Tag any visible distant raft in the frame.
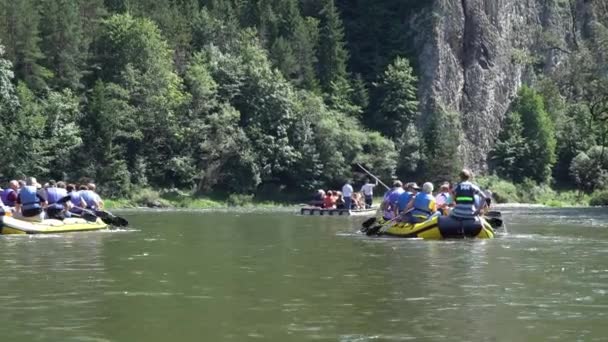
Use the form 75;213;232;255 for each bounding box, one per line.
300;207;377;217
378;215;495;239
0;216;108;235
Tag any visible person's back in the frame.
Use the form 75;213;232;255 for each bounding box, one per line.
409;182;436;222
46;182;69;219
342;182;353;209
81;189;99;209
382;181;404;219
397;191;414;213
451;169;485;219
47;187;68;206
360;179;377;208
70;186;84;208
411;193;436;220
1;182;18;207
323;191;336;209
16;177;46;220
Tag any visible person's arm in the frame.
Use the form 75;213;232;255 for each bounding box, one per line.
37;192;48;209
406;197;415;210
473;187;488;214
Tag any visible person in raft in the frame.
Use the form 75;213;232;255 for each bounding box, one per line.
435;182;454;215
380;181;404;220
451;169;488;219
404;182;437;223
15;177;48;222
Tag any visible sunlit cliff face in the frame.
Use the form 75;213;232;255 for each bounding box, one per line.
412;0;593;171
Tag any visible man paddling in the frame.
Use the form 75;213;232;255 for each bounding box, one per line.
46;181;69;220
15;177;47;222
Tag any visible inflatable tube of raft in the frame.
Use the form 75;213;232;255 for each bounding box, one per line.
0;216;108;234
381;215;495;239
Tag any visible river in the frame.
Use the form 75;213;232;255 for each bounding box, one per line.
1;207;608;341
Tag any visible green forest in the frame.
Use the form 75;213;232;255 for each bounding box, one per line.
1;0;608;204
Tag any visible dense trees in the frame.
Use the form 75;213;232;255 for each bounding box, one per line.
491;87;556;183
0;0;607;198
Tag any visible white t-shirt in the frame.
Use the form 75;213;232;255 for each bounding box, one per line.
342;184;353;197
360;183;375;196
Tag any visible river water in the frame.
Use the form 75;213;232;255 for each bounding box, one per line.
1;207;608;341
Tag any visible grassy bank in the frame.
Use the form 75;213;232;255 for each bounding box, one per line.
103;188;299;210
476;175;594;207
103;178;608;210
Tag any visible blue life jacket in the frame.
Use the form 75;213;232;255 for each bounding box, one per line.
81;190;99;209
451;181;480;218
411;193;435;219
397;191;414;212
19;186;41;211
69;191;83;208
47;187;68;210
1;188;16;207
382;188;404;219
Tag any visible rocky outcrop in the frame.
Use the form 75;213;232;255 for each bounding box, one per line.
413;0;589;171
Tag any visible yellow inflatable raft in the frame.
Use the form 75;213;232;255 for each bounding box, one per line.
0;216;108;235
379;215;495;239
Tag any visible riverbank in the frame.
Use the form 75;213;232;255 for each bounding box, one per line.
103;188;302;210
476;176;599;207
102;179;608;210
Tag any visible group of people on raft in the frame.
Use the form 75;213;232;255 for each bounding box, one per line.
311;168;490;223
0;177;105;222
311;178;380;210
380;169;490;224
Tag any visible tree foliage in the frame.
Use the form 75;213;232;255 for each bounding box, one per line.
491;87;556;183
1;1;608;198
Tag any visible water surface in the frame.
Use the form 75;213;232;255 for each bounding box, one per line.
1;207;608;341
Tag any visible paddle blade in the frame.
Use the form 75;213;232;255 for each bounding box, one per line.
485;217;503;229
361;217;376;229
95;210;128;227
365;225;382;236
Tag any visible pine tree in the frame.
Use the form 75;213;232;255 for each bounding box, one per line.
490;111;529;182
516;86;557;183
317;0;348;91
422;110;463;183
490;87;556;183
5;0;52;91
375;57;419;140
40;0;84;90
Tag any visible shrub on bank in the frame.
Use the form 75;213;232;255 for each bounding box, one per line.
131;188;171;208
476;175;520;203
226;194;254;207
590;190;608;206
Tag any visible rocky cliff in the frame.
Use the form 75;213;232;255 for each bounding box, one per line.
413;0;602;171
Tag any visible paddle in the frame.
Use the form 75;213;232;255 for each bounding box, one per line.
69;210;99;223
355;164;392;231
94;209;129;227
356;163;390;191
364;208;415;236
483;211;503;230
71;206;128;227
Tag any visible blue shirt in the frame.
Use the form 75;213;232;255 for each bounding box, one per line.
397;191;414;212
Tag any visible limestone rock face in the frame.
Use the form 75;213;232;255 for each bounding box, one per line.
413;0;588;171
